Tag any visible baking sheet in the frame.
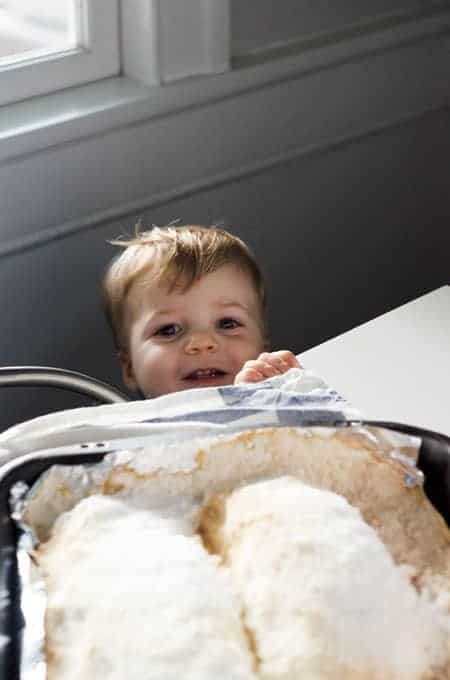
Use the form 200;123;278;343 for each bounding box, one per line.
6;423;426;678
5;419;449;679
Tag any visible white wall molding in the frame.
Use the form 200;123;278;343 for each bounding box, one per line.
0;10;449;255
1;6;449;164
120;0;161;86
158;0;230;82
1;101;447;260
121;0;230;86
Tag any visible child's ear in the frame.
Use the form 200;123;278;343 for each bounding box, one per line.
118;350;138;392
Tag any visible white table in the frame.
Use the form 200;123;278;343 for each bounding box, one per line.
300;286;450;436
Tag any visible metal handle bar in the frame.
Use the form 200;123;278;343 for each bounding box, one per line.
0;366;129;404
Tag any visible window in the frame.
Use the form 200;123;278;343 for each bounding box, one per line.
0;1;78;63
0;0;120;107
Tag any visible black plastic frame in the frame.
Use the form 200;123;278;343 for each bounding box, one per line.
0;451;108;680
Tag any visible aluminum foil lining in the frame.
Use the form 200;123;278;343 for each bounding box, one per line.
10;482;46;680
8;425;424;678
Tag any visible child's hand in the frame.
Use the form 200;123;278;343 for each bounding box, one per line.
234;350;301;385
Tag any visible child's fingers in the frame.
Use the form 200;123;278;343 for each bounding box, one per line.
235;359;284;384
235;351;301;385
258;351;301;373
234;365;266;384
270;350;301;368
255;359;283;378
258;353;289;373
234;357;280;383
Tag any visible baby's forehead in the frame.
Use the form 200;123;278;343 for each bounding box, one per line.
126;265;259;314
136;262;253;292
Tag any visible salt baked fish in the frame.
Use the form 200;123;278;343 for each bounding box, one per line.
200;477;450;679
30;427;450;679
38;495;258;680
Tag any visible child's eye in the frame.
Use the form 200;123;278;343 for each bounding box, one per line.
218;318;242;330
155;323;181;337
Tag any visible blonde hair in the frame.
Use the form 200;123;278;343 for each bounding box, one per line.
102;224;267;350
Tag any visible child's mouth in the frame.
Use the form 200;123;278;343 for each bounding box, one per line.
184;368;226;381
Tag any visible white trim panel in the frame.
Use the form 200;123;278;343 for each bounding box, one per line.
120;0;161;86
120;0;230;87
159;0;230;82
0;6;448;162
0;28;448;254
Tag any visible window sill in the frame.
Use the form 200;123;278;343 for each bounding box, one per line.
0;5;449;164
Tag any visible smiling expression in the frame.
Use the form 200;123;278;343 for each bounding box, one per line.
120;264;267;397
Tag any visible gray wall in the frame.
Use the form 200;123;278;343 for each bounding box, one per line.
231;0;425;55
0;5;449;431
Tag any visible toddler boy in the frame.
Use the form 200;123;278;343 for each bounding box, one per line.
102;224;299;398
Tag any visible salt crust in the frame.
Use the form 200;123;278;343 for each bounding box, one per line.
26;427;450;678
38;495;258;680
37;478;450;680
23;427;427;549
211;477;450;679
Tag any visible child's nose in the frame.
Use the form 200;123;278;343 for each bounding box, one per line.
184;330;218;354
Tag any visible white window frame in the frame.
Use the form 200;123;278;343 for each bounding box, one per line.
0;0;120;107
0;0;232;163
120;0;230;86
0;0;229;108
1;0;447;167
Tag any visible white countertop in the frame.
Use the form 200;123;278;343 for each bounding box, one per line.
300;286;450;436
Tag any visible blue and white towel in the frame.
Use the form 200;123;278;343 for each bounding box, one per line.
0;368;361;463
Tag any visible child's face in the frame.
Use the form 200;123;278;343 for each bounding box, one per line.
120;264;267;398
